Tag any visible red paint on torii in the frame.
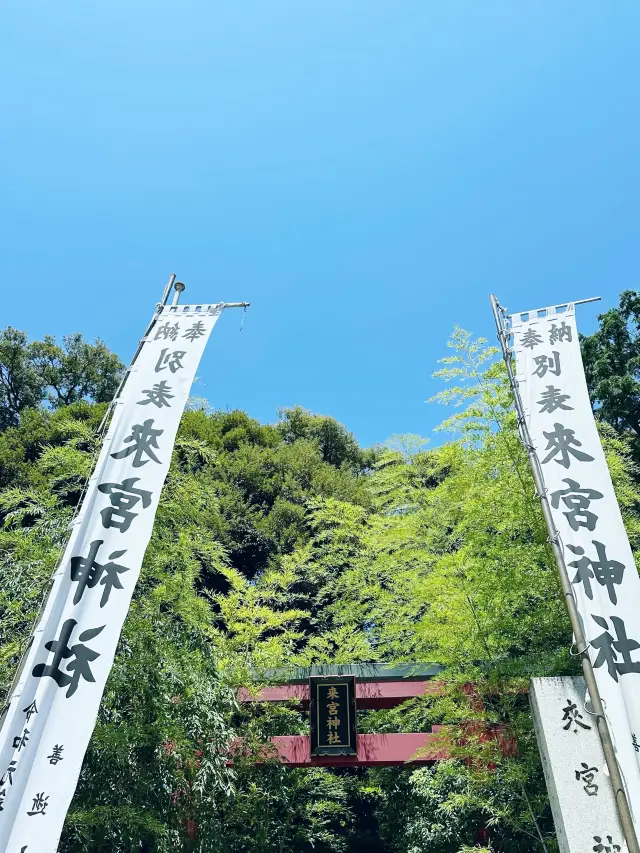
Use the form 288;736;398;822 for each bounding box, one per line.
237;666;457;768
268;731;446;767
238;679;444;710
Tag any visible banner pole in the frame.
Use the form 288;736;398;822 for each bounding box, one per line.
96;274;177;435
489;293;639;853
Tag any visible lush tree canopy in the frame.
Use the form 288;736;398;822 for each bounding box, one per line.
0;327;123;429
1;297;640;853
581;289;640;458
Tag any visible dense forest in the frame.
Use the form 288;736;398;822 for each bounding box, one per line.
2;293;640;853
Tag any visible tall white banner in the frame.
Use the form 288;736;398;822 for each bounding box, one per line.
0;303;224;852
513;304;640;830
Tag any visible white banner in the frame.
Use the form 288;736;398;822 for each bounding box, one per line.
0;303;223;852
513;304;640;830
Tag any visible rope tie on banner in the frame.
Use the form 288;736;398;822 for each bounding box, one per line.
239;305;246;332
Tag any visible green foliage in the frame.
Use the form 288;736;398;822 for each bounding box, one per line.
581;289;640;457
0;327;43;428
0;325;124;428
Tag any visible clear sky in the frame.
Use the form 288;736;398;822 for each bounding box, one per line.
3;2;640;447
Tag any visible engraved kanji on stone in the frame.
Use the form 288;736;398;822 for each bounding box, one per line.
575;762;599;796
561;699;591;733
593;835;621;853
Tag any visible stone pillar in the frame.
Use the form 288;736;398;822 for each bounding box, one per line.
531;676;625;853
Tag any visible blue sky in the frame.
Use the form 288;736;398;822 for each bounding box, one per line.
3;2;640;447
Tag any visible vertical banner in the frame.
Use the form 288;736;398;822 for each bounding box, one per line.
513;304;640;830
0;303;224;852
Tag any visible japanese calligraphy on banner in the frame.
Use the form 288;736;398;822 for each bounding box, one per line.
0;304;223;852
513;304;640;830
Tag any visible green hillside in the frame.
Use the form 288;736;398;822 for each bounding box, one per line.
2;294;640;853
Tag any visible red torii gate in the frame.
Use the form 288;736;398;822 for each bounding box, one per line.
238;663;447;767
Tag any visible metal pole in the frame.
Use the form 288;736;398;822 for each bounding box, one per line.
97;274;176;435
572;297;601;306
161;273;177;307
172;281;186;306
490;294;640;853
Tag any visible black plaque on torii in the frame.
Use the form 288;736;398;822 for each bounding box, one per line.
309;675;357;756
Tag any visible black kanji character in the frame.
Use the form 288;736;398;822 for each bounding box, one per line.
137;380;174;409
533;351;561;378
110;419;163;467
568;541;625;605
591;614;640;683
541;423;595;468
154;321;180;342
32;619;104;698
561;700;591;733
0;789;5;812
48;744;64;765
0;760;16;786
183;320;206;342
70;539;130;607
154;348;186;374
537;385;573;413
550;478;603;531
12;729;29;752
26;792;48;816
521;328;543;349
22;700;37;723
97;477;153;533
575;762;599;796
593;835;621;853
549;321;572;344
